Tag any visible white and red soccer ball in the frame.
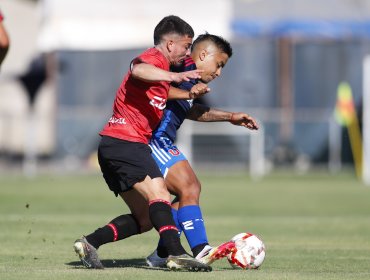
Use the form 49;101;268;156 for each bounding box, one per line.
227;232;266;269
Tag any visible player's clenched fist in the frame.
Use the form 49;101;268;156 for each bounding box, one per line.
189;82;210;99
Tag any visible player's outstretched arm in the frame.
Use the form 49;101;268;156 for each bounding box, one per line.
186;104;259;130
229;112;259;130
131;62;203;83
168;83;210;100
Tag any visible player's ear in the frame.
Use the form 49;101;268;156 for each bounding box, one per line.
199;49;207;61
167;40;174;52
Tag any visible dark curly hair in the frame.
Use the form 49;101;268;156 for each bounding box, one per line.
154;15;194;45
192;33;232;58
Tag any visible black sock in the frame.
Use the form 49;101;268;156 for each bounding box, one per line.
191;243;209;257
149;200;186;256
85;214;140;249
156;245;169;258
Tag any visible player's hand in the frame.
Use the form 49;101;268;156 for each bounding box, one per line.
171;69;204;83
189;82;210;99
230;112;259;130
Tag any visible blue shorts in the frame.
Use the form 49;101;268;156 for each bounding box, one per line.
149;137;187;177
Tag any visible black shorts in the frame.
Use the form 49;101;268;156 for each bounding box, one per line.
98;136;163;196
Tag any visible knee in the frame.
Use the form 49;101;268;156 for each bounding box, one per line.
149;179;171;202
178;180;201;204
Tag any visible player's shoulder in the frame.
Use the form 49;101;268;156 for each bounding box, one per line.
183;56;195;69
136;48;169;69
170;56;196;73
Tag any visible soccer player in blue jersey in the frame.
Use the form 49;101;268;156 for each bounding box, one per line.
146;33;259;267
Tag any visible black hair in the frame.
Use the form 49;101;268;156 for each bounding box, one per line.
153;15;194;45
192;33;233;58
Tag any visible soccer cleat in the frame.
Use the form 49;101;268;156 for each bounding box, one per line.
196;241;236;265
145;249;167;268
73;237;104;269
166;254;212;272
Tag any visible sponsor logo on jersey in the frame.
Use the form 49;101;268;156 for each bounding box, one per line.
108;117;126;124
150;96;166;110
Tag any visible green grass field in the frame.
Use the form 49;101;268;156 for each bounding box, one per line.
1;171;370;280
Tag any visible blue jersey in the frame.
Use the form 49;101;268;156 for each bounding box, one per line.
152;56;197;142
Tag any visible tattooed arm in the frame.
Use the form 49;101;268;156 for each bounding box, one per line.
186;103;259;130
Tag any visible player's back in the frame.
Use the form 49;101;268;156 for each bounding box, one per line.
100;48;170;144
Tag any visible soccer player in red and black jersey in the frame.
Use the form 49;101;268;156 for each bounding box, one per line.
73;15;211;272
0;10;10;67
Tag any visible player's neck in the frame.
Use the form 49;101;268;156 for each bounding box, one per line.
155;44;171;63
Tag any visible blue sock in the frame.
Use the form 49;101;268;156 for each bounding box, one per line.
157;208;182;248
177;205;208;250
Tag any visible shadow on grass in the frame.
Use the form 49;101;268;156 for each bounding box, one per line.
67;258;236;271
66;258;166;270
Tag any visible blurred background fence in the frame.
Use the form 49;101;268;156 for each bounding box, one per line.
1;0;370;179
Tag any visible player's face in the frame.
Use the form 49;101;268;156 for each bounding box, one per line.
168;35;193;65
198;51;229;83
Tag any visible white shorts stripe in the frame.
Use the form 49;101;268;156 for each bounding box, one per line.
150;143;169;163
150;146;166;165
163;167;169;178
153;139;171;160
